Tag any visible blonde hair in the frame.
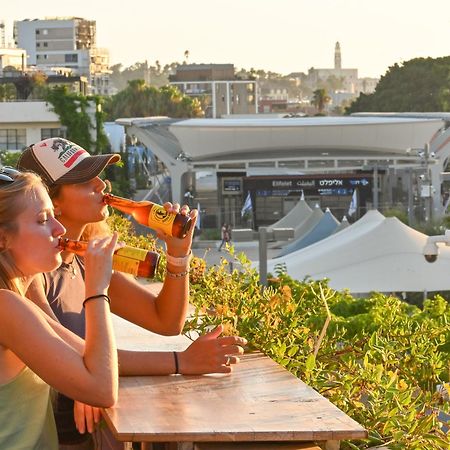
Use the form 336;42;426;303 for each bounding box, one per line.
0;172;44;294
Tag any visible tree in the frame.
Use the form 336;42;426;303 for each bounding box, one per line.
347;56;450;113
104;81;203;120
311;88;331;114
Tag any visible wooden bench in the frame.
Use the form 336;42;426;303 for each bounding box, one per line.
194;442;321;450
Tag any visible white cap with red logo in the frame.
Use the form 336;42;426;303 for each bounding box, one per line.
18;138;121;186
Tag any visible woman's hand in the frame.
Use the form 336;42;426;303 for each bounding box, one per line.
158;203;197;258
74;400;102;434
84;232;119;297
177;325;247;374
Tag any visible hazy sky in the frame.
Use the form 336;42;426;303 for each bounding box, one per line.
2;0;450;78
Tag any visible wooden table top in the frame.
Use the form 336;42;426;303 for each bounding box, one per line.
104;315;366;443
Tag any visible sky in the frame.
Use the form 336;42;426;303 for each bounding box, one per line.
2;0;450;79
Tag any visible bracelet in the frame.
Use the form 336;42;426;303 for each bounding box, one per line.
165;250;192;267
173;351;179;374
166;268;190;278
83;294;111;308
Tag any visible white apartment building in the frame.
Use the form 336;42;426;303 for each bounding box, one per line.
0;48;26;75
14;17;112;95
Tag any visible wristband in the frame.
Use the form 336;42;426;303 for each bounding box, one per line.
166;268;190;278
166;250;192;267
173;351;180;374
83;294;111;308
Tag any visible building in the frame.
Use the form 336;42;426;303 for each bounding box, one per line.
169;64;258;118
116;114;450;228
306;42;378;109
307;42;359;94
14;17;112;95
0;101;64;151
0;48;26;75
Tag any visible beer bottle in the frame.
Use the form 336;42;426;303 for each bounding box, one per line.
103;193;192;239
58;237;160;279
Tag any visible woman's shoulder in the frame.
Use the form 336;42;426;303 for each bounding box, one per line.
0;290;29;325
0;289;22;303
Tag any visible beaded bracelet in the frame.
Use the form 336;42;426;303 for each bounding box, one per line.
166;268;190;278
173;351;180;374
83;294;111;308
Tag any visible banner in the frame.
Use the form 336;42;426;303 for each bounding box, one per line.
348;189;357;217
241;192;253;217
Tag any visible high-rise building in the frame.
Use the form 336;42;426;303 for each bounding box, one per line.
14;17;111;95
169;64;258;118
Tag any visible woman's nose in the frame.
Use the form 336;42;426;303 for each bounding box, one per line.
52;217;66;237
94;176;107;192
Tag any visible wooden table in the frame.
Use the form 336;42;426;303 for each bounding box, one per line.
103;315;366;450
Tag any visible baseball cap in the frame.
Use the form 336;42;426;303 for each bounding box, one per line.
17;137;121;186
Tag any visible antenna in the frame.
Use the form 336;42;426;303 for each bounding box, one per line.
0;21;5;48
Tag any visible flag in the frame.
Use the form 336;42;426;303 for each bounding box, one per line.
348;189;357;217
195;202;201;230
241;192;253;217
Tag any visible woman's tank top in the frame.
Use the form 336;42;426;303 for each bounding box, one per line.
43;256;90;445
0;366;58;449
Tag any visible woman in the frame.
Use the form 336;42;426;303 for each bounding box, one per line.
18;138;246;449
0;168;118;449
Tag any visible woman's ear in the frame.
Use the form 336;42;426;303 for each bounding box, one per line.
52;200;62;217
0;228;10;251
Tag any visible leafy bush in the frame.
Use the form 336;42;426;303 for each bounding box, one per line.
108;217;450;449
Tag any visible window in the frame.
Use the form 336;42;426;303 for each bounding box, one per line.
41;128;67;141
0;129;26;150
65;54;78;63
43;42;48;47
36;43;40;47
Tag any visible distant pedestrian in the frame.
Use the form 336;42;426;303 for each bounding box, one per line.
218;223;231;251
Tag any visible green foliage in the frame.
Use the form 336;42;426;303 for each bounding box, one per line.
44;86;109;155
104;80;203;120
311;88;331;114
347;56;450;113
184;251;450;449
108;215;450;448
0;150;21;167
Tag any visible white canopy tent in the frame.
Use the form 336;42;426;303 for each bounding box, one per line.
267;195;312;231
263;211;450;293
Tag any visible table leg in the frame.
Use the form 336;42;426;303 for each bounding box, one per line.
325;440;340;450
123;443;133;450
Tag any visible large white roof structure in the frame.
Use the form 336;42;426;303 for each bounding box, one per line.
116;115;450;213
264;211;450;294
168;116;444;161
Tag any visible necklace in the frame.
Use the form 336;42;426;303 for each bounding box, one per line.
60;259;78;279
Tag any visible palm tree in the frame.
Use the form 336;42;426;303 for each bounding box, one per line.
311;88;331;114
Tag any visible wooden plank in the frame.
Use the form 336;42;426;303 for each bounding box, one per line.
103;352;366;443
195;442;321;450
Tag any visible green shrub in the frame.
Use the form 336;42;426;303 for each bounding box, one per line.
108;218;450;449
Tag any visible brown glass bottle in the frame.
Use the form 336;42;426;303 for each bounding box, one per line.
103;193;192;239
58;237;160;279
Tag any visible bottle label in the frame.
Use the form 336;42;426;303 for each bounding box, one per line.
115;246;148;261
148;205;176;235
112;255;140;276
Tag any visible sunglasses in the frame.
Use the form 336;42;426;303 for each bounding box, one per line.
0;167;21;184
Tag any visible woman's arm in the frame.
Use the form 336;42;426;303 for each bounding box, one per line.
118;325;247;376
109;204;197;335
0;291;116;407
0;234;119;408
